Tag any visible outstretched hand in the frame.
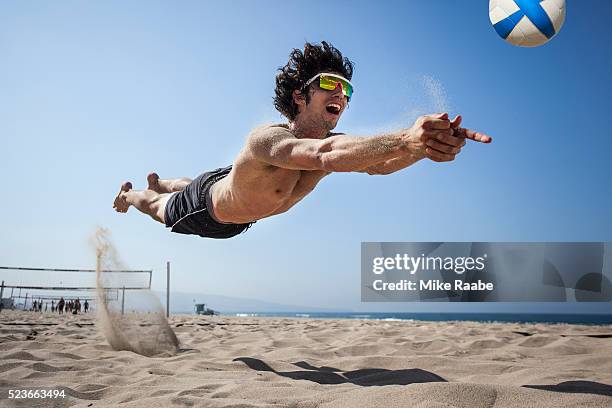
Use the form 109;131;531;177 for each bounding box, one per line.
409;113;492;163
450;114;492;144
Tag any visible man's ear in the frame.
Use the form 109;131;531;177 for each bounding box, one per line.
292;89;306;108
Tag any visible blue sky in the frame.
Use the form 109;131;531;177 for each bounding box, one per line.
1;1;611;313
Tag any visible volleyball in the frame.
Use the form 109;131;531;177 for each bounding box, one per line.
489;0;566;47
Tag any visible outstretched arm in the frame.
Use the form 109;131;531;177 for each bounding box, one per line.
359;114;492;175
248;114;491;174
247;113;462;173
247;125;421;173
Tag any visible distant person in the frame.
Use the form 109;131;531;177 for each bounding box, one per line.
74;298;81;315
44;302;48;312
51;300;55;312
33;300;37;312
58;297;65;315
84;300;89;313
38;300;42;312
113;41;491;239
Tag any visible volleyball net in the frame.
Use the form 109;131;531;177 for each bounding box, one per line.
0;265;152;310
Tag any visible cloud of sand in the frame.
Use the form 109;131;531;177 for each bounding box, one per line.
421;74;450;114
91;227;178;357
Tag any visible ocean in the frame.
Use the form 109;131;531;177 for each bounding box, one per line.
220;312;612;325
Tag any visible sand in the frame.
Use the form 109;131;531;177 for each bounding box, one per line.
0;311;611;407
92;227;179;358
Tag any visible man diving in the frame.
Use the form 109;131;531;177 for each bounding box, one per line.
113;41;491;239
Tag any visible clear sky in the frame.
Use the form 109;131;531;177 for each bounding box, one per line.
1;1;611;313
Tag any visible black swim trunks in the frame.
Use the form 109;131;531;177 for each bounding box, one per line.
164;166;254;239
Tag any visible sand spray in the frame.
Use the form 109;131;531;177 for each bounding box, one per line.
91;227;178;357
421;74;451;114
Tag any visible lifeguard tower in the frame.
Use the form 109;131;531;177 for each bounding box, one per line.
194;303;218;315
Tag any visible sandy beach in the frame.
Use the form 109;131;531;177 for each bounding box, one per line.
0;310;611;407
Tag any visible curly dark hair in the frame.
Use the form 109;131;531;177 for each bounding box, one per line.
274;41;354;121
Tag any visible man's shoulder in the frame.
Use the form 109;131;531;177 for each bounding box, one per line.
248;123;296;143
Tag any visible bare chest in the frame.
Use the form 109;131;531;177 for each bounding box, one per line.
250;166;328;201
219;164;329;221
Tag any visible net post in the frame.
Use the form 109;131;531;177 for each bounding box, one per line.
25;293;28;310
0;280;4;312
166;261;170;318
121;286;126;315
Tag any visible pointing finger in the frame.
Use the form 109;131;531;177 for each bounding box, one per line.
455;127;492;143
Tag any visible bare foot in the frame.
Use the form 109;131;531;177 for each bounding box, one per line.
147;172;186;193
147;172;167;193
113;182;132;213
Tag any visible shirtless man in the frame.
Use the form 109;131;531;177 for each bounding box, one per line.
113;41;491;239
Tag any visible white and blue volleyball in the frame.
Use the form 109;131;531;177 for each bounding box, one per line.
489;0;566;47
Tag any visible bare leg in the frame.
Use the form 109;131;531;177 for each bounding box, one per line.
147;172;192;193
113;181;172;224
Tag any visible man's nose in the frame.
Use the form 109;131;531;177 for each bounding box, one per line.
332;83;344;97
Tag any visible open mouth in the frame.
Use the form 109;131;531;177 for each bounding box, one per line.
325;103;342;115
